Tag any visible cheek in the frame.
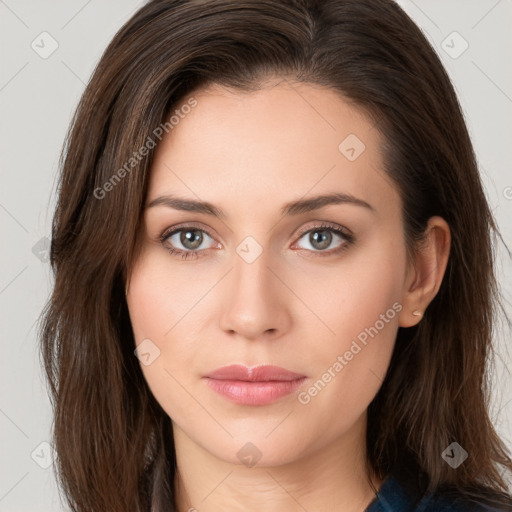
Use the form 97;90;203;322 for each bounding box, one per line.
294;239;404;418
126;249;226;419
303;233;405;346
127;248;209;343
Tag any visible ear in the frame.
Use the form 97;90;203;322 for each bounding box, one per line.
398;216;451;328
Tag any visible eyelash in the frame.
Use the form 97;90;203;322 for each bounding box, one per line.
159;222;355;261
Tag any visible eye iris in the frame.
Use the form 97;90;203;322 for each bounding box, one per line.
180;230;203;250
310;230;332;250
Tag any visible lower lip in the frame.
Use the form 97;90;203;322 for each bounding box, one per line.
204;377;307;406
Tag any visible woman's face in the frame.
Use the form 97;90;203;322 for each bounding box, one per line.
126;80;414;466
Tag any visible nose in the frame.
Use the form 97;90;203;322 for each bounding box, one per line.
218;245;292;341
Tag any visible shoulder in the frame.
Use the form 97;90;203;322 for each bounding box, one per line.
417;490;512;512
366;473;512;512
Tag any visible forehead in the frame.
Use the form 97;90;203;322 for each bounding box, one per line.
146;81;399;221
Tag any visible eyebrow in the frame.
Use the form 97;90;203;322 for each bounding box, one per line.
145;192;376;218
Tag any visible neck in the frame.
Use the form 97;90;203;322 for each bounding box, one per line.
172;413;383;512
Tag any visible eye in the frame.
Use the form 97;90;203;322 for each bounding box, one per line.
159;221;355;261
293;222;354;255
160;225;218;260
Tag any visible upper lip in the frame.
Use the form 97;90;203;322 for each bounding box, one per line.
204;364;306;382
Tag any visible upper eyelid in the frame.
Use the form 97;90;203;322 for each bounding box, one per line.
295;222;351;238
160;222;214;241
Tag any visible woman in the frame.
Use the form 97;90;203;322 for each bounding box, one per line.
39;0;512;510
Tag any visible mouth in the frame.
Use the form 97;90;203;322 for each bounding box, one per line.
203;364;307;406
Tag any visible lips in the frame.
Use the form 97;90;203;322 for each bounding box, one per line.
203;364;307;406
205;364;306;382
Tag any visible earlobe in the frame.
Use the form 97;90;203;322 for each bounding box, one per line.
398;308;424;328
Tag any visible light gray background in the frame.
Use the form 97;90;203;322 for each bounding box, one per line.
1;1;511;510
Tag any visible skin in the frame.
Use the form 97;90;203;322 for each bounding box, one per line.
126;78;451;512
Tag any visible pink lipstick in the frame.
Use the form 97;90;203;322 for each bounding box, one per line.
203;364;307;406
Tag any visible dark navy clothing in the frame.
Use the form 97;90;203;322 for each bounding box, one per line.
365;473;512;511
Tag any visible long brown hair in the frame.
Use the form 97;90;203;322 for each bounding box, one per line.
39;0;512;510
